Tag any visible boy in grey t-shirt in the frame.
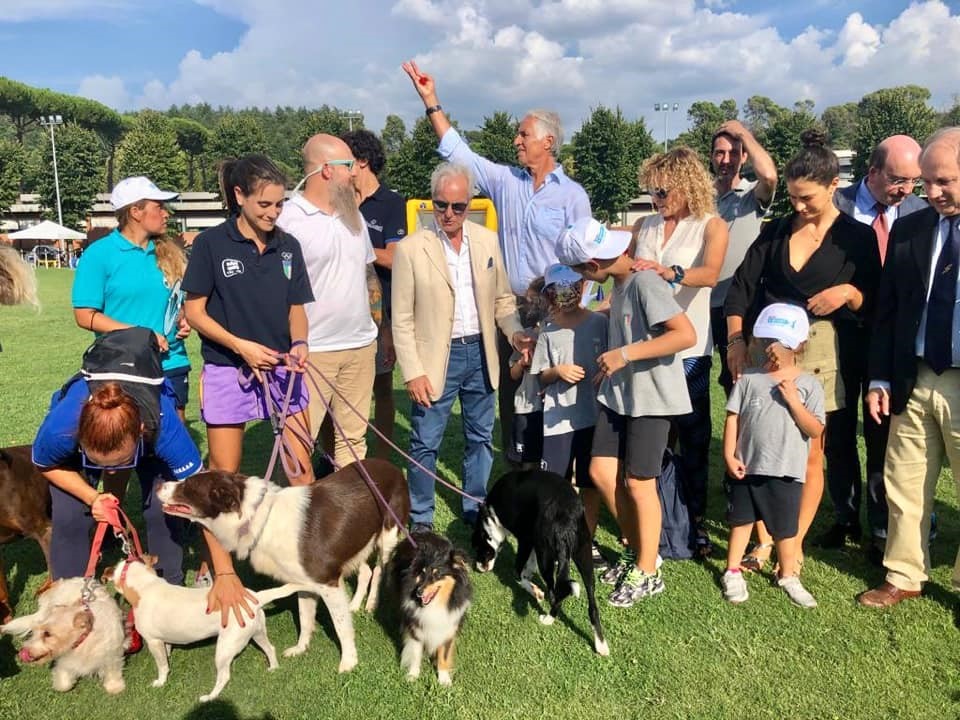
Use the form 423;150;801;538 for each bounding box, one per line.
722;303;825;609
558;218;696;609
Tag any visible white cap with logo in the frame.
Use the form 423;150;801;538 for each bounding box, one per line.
556;217;632;266
110;176;179;211
752;303;810;350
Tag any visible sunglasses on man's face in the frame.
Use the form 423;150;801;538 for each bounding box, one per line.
325;159;355;171
433;200;469;215
81;437;143;472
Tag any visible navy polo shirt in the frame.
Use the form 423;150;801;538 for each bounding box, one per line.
182;217;314;367
360;184;406;314
32;377;201;482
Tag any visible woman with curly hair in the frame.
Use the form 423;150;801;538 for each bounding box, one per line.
630;146;729;558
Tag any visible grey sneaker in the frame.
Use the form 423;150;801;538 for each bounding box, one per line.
608;568;665;608
778;575;817;608
722;570;749;604
600;547;636;585
591;542;610;570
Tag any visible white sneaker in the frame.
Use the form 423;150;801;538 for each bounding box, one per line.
722;570;749;603
778;575;817;608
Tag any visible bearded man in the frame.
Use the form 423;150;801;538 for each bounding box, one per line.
277;133;381;467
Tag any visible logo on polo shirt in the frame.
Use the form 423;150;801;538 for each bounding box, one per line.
281;251;293;280
221;259;244;278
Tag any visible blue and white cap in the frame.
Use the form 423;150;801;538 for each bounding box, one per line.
543;263;583;289
752;303;809;350
557;217;632;266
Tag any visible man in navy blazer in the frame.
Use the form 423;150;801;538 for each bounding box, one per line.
858;128;960;608
821;136;927;560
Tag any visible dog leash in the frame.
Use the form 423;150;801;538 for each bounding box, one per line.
302;358;485;505
83;498;145;580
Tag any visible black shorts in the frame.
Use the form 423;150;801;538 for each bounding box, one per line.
592;406;670;480
508;411;543;464
164;366;190;409
542;427;595;488
725;474;802;540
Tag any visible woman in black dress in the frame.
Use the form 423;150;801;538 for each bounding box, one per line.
724;130;882;569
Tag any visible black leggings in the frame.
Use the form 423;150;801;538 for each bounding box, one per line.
673;356;713;520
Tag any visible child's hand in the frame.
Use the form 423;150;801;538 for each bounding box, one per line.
555;364;585;383
597;348;626;378
778;377;799;404
725;455;746;479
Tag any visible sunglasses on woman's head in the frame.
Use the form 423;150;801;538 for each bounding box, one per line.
433;200;469;214
81;437;143;472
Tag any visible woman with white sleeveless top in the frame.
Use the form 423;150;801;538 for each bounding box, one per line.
631;147;729;557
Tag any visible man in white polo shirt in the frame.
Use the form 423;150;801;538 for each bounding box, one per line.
277;133;381;468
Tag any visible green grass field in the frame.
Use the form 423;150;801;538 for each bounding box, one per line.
0;269;958;720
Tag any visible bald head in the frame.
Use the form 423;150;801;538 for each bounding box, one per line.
866;134;923;207
921;127;960;217
301;133;352;171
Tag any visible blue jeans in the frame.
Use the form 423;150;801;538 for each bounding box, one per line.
407;341;495;525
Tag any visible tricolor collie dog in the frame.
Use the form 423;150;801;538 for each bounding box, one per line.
391;530;472;686
105;557;310;702
1;577;125;694
472;469;608;656
157;458;409;673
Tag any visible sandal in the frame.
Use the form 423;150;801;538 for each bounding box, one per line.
741;543;773;573
694;523;714;559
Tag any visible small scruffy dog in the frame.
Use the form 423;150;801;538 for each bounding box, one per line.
391;530;472;686
1;577;125;694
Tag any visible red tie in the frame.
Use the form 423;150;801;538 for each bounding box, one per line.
872;203;889;265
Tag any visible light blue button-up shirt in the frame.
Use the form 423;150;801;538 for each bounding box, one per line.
438;127;591;295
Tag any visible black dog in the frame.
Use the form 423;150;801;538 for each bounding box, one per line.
472;469;608;656
391;531;472;686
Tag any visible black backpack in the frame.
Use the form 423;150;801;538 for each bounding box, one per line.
61;327;165;436
657;449;693;560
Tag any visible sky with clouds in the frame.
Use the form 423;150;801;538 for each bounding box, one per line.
2;0;959;141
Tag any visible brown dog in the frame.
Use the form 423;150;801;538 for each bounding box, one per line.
0;446;53;622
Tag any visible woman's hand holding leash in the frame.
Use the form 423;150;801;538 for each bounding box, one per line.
235;339;280;383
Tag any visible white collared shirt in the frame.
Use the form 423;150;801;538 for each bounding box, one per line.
437;224;480;339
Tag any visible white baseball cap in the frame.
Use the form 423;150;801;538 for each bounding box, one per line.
543;263;583;289
110;176;179;211
752;303;809;350
557;217;632;266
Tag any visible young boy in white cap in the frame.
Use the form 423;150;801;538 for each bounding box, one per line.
722;302;825;608
558;218;696;607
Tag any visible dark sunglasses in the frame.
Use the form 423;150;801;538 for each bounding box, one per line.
81;437;143;472
433;200;469;215
651;188;670;200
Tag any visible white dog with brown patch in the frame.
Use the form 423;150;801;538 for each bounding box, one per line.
0;577;125;694
105;557;308;703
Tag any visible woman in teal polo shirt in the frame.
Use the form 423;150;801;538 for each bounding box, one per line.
72;176;192;420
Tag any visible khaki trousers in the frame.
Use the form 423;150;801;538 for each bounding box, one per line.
307;342;377;469
883;363;960;591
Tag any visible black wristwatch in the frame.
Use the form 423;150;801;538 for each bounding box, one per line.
425;104;443;116
670;265;685;285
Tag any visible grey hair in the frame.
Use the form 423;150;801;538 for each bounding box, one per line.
430;162;476;198
526;109;563;158
922;126;960;164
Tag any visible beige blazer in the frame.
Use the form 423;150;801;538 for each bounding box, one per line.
391;220;522;401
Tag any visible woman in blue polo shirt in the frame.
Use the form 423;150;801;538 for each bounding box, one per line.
72;176;192;420
32;378;201;584
183;154;315;483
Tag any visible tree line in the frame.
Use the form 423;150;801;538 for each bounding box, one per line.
0;76;957;229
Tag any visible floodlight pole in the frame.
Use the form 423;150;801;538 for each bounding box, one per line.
39;114;64;227
653;102;680;153
344;109;362;132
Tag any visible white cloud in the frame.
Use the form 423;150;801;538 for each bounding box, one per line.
0;0;135;22
72;0;960;136
76;74;132;110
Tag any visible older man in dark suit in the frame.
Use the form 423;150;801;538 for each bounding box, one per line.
858;127;960;608
820;135;928;559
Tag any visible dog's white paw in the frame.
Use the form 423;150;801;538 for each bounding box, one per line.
594;635;610;657
199;692;217;703
338;655;358;673
569;581;581;598
538;613;555;626
52;671;76;693
103;678;125;695
437;670;452;687
283;644;307;659
405;670;420;682
151;678;166;688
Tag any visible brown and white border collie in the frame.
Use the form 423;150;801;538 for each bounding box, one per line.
157;458;409;673
391;530;472;686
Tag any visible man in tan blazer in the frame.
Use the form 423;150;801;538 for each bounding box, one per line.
392;162;530;530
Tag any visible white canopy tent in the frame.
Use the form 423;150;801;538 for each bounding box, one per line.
8;220;85;242
8;221;86;267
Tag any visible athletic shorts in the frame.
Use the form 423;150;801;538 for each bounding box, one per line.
542;427;595;488
592;406;670;480
508;411;543;464
163;366;190;409
199;363;309;426
725;474;802;540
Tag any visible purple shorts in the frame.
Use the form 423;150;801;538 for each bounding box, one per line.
199;363;310;425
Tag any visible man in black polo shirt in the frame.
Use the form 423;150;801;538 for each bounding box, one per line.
343;129;407;459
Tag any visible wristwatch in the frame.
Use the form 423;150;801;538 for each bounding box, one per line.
670;265;685;285
425;104;443;116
